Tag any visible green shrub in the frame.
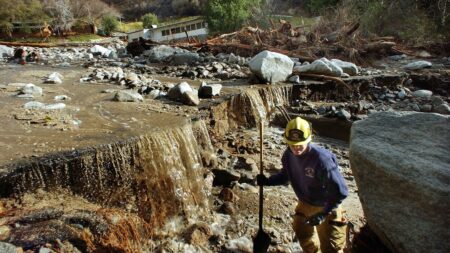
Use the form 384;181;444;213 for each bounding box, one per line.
204;0;262;33
354;0;441;43
142;13;159;28
305;0;340;14
101;15;119;36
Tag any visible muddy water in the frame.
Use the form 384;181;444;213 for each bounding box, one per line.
0;65;189;165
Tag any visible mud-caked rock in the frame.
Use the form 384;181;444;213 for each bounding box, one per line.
350;111;450;253
249;50;294;83
114;90;144;102
183;222;212;246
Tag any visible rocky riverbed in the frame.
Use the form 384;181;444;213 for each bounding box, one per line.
0;42;448;252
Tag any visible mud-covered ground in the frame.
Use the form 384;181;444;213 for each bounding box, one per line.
1;44;448;252
0;63;363;252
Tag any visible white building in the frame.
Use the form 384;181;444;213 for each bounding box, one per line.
127;16;208;43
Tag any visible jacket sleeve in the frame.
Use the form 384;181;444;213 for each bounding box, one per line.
322;155;348;213
267;150;290;186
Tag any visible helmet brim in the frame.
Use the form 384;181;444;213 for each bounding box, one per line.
283;135;312;146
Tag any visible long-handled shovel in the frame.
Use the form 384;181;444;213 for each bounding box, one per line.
253;120;271;253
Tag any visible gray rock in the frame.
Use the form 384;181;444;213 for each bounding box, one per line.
387;54;407;61
198;82;222;98
89;45;111;57
412;90;432;99
350;111;450;253
431;96;444;107
54;95;70;101
148;89;162;99
172;52;200;65
409;103;420;111
419;104;432;112
397;89;406;99
294;57;343;77
433;104;450;115
21;83;43;97
249;50;294;83
211;168;240;187
144;45;187;63
43;103;66;110
168;82;193;100
336;109;351;120
0;45;13;58
331;59;359;76
45;72;63;84
403;61;432;70
39;247;51;253
23;101;45;109
182;90;200;106
108;51;118;59
114;90;144;102
85;53;94;60
0;242;17;253
288;75;301;84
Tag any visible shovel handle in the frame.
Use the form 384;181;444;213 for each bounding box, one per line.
259;120;264;230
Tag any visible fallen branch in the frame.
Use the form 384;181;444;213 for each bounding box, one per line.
294;72;352;90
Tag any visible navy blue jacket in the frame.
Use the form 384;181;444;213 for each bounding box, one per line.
267;143;348;213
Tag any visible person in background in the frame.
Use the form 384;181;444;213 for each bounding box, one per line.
257;116;348;253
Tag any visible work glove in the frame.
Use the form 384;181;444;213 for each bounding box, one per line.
305;212;327;226
256;174;269;186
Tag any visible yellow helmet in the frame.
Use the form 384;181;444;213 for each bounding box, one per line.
283;117;312;145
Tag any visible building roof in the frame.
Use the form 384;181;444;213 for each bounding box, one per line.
155;16;205;30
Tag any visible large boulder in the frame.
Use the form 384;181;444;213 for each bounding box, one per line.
249;50;294;83
0;45;14;58
294;57;343;77
143;45;188;63
350;111;450;253
171;52;200;65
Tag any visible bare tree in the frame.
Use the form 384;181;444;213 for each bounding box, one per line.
71;0;120;33
43;0;74;35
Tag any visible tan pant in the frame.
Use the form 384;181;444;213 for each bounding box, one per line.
292;201;347;253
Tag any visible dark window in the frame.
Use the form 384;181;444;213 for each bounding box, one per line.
171;28;176;34
175;27;181;33
162;30;166;36
196;23;201;29
191;24;196;30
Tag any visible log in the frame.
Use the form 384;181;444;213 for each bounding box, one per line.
293;72;352;91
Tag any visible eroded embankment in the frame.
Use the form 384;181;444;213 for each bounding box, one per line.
0;119;212;232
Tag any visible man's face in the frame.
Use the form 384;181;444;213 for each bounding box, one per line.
289;143;308;156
